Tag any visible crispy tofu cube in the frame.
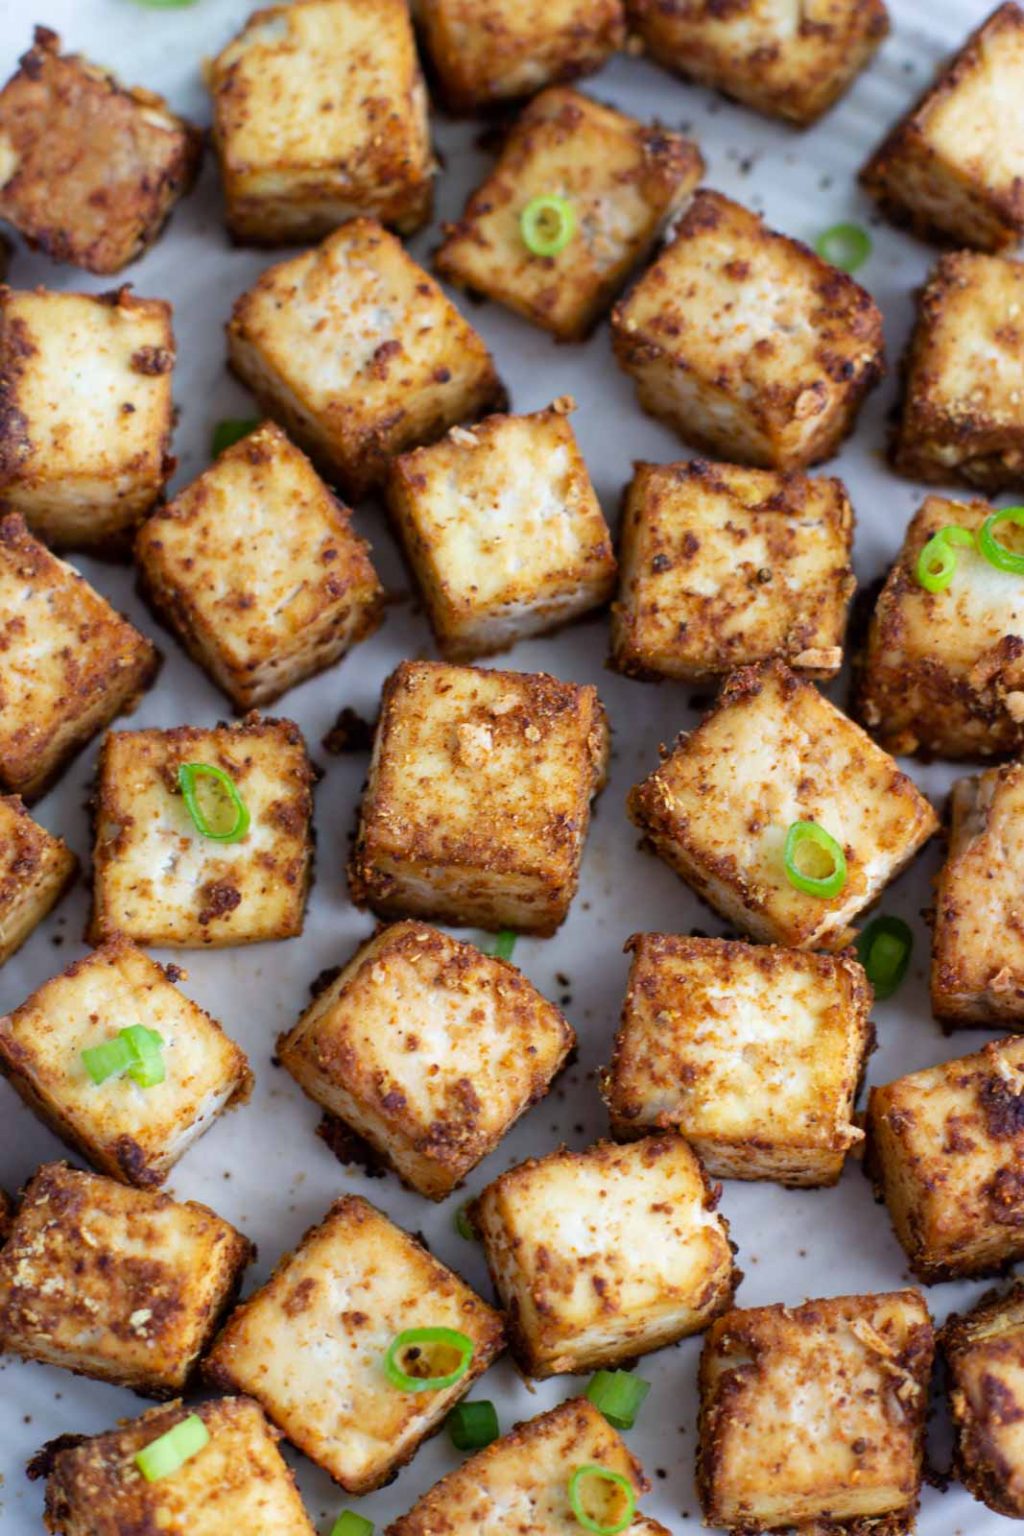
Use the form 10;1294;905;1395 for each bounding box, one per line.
0;514;158;800
227;218;506;501
610;458;856;682
349;660;609;934
471;1135;736;1377
434;87;702;342
942;1281;1024;1518
0;937;252;1187
602;935;872;1187
698;1290;934;1531
136;422;384;710
386;401;616;661
205;1193;504;1492
0;794;76;963
628;660;938;950
0;27;201;275
0;1161;251;1395
278;919;574;1199
0;1187;11;1244
90;717;314;949
210;0;434;246
611;191;885;471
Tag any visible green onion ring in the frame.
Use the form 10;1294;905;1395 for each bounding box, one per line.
855;915;913;1000
567;1465;637;1535
383;1327;474;1392
454;1203;475;1240
330;1514;374;1536
134;1414;209;1482
447;1399;499;1451
177;762;251;843
977;506;1024;575
915;525;973;592
211;418;260;457
815;222;872;273
783;820;847;900
585;1369;651;1431
520;196;576;257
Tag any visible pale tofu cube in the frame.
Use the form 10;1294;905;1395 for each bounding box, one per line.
0;794;76;964
386;401;616;661
611;458;855;682
627;659;938;950
278;919;574;1199
942;1280;1024;1518
435;87;702;341
227;218;506;501
349;660;609;935
205;1194;505;1493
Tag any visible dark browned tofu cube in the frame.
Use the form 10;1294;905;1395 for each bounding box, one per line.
0;794;76;963
942;1281;1024;1518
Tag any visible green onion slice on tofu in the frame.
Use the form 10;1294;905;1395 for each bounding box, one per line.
978;506;1024;576
447;1399;499;1450
520;195;576;257
493;929;517;960
855;915;913;1000
178;762;251;843
384;1326;474;1392
585;1370;651;1431
815;222;871;273
783;820;847;899
82;1026;165;1087
915;525;974;592
330;1514;374;1536
454;1202;475;1240
211;417;259;455
134;1414;209;1482
567;1465;637;1535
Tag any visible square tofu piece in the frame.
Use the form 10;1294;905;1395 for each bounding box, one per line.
210;0;434;246
942;1281;1024;1518
386;401;616;660
0;794;76;964
0;27;201;275
434;88;702;342
349;660;609;934
227;218;506;501
136;422;384;710
610;458;856;682
205;1194;505;1493
611;191;885;471
0;514;158;800
602;935;872;1187
698;1290;934;1531
627;660;937;950
0;1161;251;1395
471;1135;736;1377
0;937;252;1186
90;717;314;948
278;919;574;1199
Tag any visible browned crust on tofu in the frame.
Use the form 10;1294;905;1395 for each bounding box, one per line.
941;1280;1024;1517
0;793;77;963
0;1187;11;1245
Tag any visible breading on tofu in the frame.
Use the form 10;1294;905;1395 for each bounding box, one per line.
0;794;76;964
698;1290;934;1533
611;190;885;471
0;26;201;275
471;1135;736;1377
0;514;158;801
386;401;616;661
136;422;384;711
0;1161;251;1396
205;1194;505;1493
602;935;872;1187
227;218;506;501
610;458;856;682
627;660;938;950
349;660;610;935
278;919;575;1199
90;717;315;949
209;0;434;245
434;88;702;342
942;1281;1024;1518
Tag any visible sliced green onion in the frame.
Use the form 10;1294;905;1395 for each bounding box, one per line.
815;222;872;273
81;1034;136;1086
383;1327;474;1392
855;915;913;1001
454;1203;475;1240
915;525;973;592
567;1465;637;1535
493;930;517;960
131;0;199;7
447;1399;499;1450
783;820;847;900
211;418;259;456
177;762;250;843
121;1025;166;1087
134;1414;209;1482
330;1514;374;1536
978;506;1024;575
520;195;575;257
585;1370;651;1431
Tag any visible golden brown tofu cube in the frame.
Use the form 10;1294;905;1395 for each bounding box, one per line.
0;514;158;800
942;1281;1024;1518
136;422;384;710
0;937;252;1187
0;27;201;275
90;717;314;949
349;659;609;935
602;935;872;1187
434;87;702;342
627;660;937;951
611;458;856;682
210;0;434;246
698;1290;934;1532
0;794;76;964
611;191;885;471
227;218;506;501
278;920;574;1199
387;401;616;661
205;1194;505;1493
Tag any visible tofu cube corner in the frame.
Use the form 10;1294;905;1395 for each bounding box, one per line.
0;793;76;964
942;1280;1024;1518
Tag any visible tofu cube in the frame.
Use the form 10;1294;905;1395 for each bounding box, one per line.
205;1193;505;1492
386;400;616;661
90;716;315;949
0;27;201;275
0;937;252;1187
611;191;885;471
0;514;158;800
227;218;506;501
698;1290;934;1531
349;660;609;934
434;87;702;342
627;660;938;950
602;935;872;1187
610;458;856;682
471;1134;736;1377
0;1188;10;1244
210;0;434;246
278;919;575;1199
0;794;76;963
136;421;384;710
942;1280;1024;1518
0;1161;251;1395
